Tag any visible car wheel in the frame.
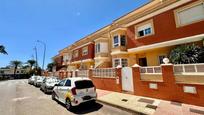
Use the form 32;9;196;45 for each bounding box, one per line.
52;92;55;100
65;99;72;110
44;88;47;94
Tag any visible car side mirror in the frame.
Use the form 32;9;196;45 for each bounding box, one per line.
55;84;59;86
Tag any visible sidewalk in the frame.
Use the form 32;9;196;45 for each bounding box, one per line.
96;89;204;115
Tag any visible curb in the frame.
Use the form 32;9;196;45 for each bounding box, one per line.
96;99;147;115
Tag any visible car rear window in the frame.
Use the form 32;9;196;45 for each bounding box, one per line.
75;80;94;89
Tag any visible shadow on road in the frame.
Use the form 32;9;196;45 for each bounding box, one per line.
58;101;103;114
71;102;103;114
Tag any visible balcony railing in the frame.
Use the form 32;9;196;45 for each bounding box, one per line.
174;63;204;73
92;68;116;78
140;66;162;74
77;70;89;77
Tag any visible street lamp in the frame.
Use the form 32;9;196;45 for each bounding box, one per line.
37;40;46;70
33;46;38;68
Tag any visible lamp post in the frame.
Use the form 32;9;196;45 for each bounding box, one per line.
37;40;46;70
33;46;38;68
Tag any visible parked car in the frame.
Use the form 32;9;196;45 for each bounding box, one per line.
33;76;43;87
52;77;97;110
40;77;60;93
35;76;45;87
28;75;37;85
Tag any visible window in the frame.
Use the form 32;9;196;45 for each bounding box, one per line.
113;35;126;48
113;58;128;67
113;35;119;47
75;80;94;89
0;71;4;74
63;53;69;62
65;80;71;86
73;50;79;58
158;55;166;64
114;59;120;67
58;80;66;86
95;43;100;53
137;23;153;37
121;59;128;67
120;35;126;46
82;47;88;56
175;1;204;27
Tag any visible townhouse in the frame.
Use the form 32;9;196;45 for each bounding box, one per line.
53;0;204;77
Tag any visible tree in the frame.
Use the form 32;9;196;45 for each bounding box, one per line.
0;45;8;55
10;60;22;76
47;62;55;72
169;44;204;64
27;60;36;71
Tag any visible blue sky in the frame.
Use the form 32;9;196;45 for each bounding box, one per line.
0;0;149;68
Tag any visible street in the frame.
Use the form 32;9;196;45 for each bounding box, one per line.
0;79;134;115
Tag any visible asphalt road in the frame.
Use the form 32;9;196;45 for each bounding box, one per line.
0;79;134;115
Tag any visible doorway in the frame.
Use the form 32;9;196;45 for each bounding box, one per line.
139;58;147;66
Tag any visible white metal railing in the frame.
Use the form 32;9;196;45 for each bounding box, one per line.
77;70;89;77
140;66;162;74
92;68;116;78
174;63;204;73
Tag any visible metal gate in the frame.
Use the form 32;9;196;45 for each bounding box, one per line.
122;67;134;92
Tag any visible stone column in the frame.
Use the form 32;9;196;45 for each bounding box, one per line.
161;63;178;101
132;64;141;95
116;65;122;92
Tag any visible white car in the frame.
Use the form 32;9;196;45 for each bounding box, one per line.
33;76;43;87
28;75;37;85
40;77;60;93
52;77;97;110
35;76;45;87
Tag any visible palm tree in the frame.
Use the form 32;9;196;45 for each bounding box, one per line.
0;45;8;55
27;60;36;71
10;60;22;76
47;62;55;72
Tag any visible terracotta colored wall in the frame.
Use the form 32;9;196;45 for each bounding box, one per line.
132;65;204;106
127;0;204;49
89;68;122;92
72;43;94;62
90;77;121;92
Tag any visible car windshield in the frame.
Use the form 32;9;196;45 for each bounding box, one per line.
75;80;94;89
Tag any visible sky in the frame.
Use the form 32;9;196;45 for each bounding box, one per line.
0;0;150;68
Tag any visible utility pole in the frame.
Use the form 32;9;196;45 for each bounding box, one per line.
37;40;46;70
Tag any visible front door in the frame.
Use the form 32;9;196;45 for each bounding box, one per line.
139;58;147;66
122;67;134;92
